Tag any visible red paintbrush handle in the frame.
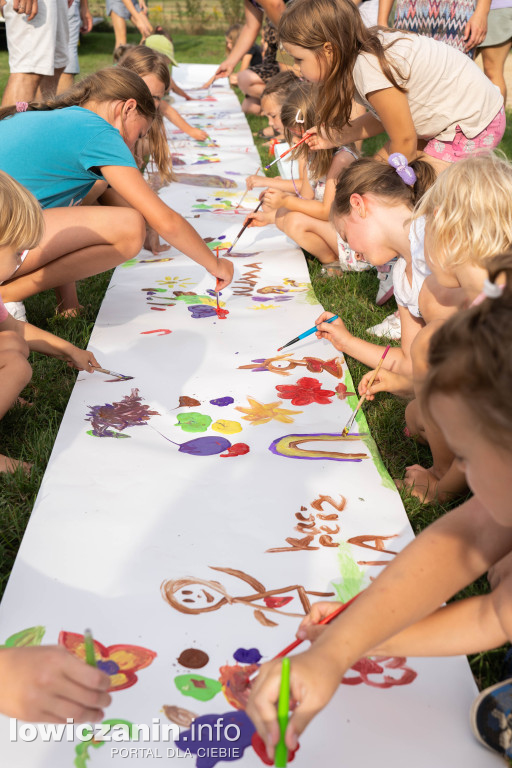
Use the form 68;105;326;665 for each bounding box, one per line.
275;594;360;660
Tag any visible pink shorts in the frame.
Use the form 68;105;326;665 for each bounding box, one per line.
423;106;506;163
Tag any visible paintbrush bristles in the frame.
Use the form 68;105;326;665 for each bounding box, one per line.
341;344;391;436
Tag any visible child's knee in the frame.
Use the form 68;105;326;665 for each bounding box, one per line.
119;209;146;255
279;210;302;235
0;347;32;387
0;330;30;359
405;399;422;434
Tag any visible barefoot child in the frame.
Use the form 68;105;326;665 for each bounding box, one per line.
0;171;100;471
279;0;504;173
0;69;233;319
247;251;512;764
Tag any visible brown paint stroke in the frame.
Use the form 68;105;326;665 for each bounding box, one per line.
254;609;277;627
317;513;339;521
311;494;347;512
320;524;340;534
177;648;209;669
357;560;394;566
319;535;339;548
267;535;320;553
232;262;262;296
295;520;318;530
163;705;198;728
347;535;398;555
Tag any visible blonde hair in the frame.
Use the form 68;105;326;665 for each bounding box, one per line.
413;154;512;271
0;170;44;251
117;48;175;184
278;0;407;141
225;23;241;49
424;251;512;450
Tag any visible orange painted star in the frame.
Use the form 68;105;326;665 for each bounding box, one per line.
235;396;302;425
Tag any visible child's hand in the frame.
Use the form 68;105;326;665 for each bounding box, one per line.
66;348;99;373
314;311;351;351
358;367;412;399
247;647;342;762
296;601;343;643
245;211;270;228
305;126;338;151
0;646;111;722
191;128;208;141
211;257;234;289
263;188;288;210
246;174;265;190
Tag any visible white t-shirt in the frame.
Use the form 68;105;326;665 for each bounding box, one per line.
392;216;430;318
352;32;503;142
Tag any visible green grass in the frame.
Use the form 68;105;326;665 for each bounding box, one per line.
0;32;511;707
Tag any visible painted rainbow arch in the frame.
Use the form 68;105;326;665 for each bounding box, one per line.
269;432;369;462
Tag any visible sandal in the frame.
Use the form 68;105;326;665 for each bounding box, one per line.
319;263;344;278
254;126;277;138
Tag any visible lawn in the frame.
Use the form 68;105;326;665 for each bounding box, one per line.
0;28;511;702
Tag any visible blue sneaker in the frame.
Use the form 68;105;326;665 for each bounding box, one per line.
470;678;512;758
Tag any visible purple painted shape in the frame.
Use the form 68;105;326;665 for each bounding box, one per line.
233;648;262;664
178;436;231;456
206;289;221;297
188;305;217;319
209;397;234;407
175;711;254;767
251;296;292;303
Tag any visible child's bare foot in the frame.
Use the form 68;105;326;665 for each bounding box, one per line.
15;396;33;408
0;454;32;475
56;305;84;318
396;464;441;504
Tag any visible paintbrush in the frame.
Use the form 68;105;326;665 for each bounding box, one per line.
277;315;339;352
202;73;217;90
215;246;221;312
227;200;263;254
93;366;134;381
341;345;391;437
275;657;290;768
84;629;97;668
264;133;310;171
249;595;359;682
235;165;261;209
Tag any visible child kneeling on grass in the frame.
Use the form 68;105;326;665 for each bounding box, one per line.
0;171;100;475
247;250;512;763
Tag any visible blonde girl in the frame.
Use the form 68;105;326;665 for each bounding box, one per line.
0;69;233;319
315;155;436;386
248;253;512;764
278;0;504;173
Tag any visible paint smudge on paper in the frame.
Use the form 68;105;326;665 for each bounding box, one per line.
178;648;210;669
163;705;197;728
161;566;334;623
188;305;217;319
74;719;135;768
176;711;254;767
86;388;159;438
238;354;343;378
331;542;366;603
210;397;234;407
341;656;417;688
220;443;250;457
175;173;237;189
177;396;201;408
121;256;174;268
140;329;172;336
269;433;368;462
178;436;232;456
251;732;300;765
252;303;278;310
251;295;291;303
59;632;156;692
276;377;335;406
192;153;220;165
335;382;355;400
236;397;302;425
174;674;222;702
216;306;229;319
232;262;262;296
156;276;195;290
219;663;258;710
175;412;212;433
233;648;262;665
212;419;242;435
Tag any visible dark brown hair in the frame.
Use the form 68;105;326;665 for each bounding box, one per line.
261;70;300;102
278;0;407;140
423;252;512;450
332;156;436;215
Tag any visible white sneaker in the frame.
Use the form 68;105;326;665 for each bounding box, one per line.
4;301;27;322
375;269;395;305
367;311;401;340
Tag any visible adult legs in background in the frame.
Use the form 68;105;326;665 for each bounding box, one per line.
480;40;512;101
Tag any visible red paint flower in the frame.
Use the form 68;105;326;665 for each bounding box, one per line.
275;377;335;406
252;731;300;764
341;656;417;688
335;383;355;400
59;632;156;692
220;443;250;457
264;596;293;608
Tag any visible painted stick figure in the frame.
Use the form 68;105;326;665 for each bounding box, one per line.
161;566;334;626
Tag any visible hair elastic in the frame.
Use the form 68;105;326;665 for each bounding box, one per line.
388;152;417;186
15;102;28;112
483;278;504;299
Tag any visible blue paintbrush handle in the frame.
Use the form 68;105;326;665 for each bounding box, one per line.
298;314;339;341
